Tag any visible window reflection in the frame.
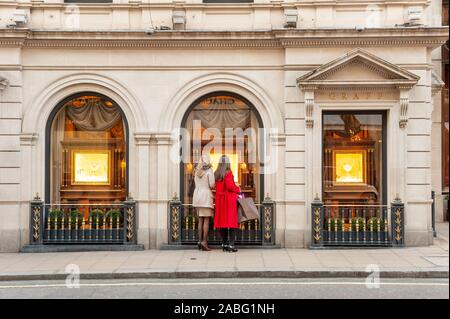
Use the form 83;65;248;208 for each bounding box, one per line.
323;112;385;205
182;94;261;203
50;95;127;204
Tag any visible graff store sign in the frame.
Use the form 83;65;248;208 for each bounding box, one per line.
206;97;236;105
316;90;398;101
199;96;246;108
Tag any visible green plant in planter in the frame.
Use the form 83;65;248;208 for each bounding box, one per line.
106;209;121;226
368;217;386;232
48;209;63;229
350;217;366;231
327;218;343;231
90;208;105;228
67;209;83;228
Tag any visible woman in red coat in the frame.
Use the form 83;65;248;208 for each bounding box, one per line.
214;155;241;252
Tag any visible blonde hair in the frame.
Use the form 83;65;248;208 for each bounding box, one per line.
195;153;212;178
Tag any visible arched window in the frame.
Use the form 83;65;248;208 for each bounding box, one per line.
47;93;128;204
181;92;264;204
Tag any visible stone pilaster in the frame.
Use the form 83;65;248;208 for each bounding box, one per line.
134;132;152;249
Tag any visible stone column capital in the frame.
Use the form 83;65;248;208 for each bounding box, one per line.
20;133;38;146
153;132;175;145
134;132;152;145
269;132;286;146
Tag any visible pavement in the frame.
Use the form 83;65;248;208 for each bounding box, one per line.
0;223;448;281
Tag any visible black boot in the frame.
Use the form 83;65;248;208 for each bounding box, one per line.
227;228;238;252
220;229;229;251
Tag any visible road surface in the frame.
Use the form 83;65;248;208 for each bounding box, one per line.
0;278;447;299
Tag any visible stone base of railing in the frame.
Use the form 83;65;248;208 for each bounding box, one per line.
21;244;144;253
159;244;281;250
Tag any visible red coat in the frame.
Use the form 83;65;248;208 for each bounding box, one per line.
214;171;241;229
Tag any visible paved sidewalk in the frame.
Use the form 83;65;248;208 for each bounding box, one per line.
1;223;447;281
0;236;448;281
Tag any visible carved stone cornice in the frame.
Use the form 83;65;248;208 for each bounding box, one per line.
0;29;28;47
0;27;447;49
0;39;26;47
24;39;280;49
316;86;397;91
280;39;447;48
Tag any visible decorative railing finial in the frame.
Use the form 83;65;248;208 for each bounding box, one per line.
172;192;178;200
33;192;40;201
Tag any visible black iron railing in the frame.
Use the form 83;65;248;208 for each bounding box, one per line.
311;197;405;247
29;195;137;245
168;196;275;246
431;191;437;237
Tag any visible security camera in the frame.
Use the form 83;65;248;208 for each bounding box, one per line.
6;20;17;28
355;26;365;32
145;27;155;35
6;10;28;28
0;76;9;91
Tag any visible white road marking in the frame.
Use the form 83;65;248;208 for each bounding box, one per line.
0;281;447;289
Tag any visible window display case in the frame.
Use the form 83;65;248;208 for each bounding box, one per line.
323;112;385;205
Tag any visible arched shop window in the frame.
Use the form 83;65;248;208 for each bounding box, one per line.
47;93;128;204
181;92;264;204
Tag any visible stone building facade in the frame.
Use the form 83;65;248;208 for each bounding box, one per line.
0;0;448;252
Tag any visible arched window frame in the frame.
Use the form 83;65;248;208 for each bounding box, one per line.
180;91;265;204
45;92;130;204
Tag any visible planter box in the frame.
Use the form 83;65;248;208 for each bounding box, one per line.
349;231;365;243
70;229;79;241
104;229;114;241
325;231;345;243
63;229;71;241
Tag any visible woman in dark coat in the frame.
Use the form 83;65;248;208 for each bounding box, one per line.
214;155;241;252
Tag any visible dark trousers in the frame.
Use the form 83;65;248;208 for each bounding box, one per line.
219;228;236;246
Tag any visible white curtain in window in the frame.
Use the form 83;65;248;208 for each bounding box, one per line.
193;109;251;129
66;99;121;131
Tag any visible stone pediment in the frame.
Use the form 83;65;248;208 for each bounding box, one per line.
297;48;419;89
